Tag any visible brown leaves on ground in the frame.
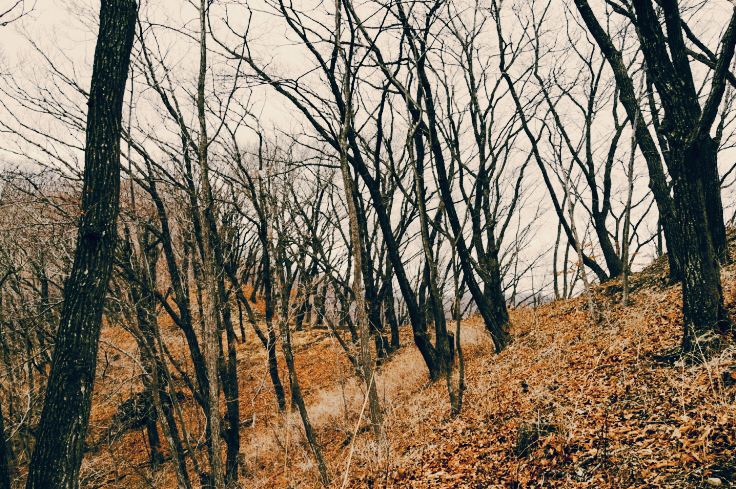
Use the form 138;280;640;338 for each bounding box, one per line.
353;265;736;489
83;264;736;489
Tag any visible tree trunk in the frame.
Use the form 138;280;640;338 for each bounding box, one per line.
678;137;731;353
217;282;241;484
700;136;728;263
339;165;384;439
24;2;136;487
336;35;384;439
450;251;466;417
411;142;457;404
0;398;10;489
232;280;287;412
564;170;597;323
145;170;211;417
481;239;511;337
250;262;262;303
573;0;684;281
623;71;645;307
149;354;192;489
553;222;562;301
293;285;306;331
276;293;330;485
622;136;636;308
195;0;225;482
385;275;400;350
313;284;327;329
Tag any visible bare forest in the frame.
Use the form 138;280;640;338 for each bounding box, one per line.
2;0;736;487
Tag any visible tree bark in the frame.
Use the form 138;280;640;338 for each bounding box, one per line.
216;282;241;484
384;272;400;350
0;398;10;489
24;1;136;487
678;137;731;352
700;136;728;262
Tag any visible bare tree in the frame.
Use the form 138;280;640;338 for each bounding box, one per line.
573;0;736;354
24;0;136;487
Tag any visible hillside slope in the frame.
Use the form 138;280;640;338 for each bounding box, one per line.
77;255;736;489
359;257;736;489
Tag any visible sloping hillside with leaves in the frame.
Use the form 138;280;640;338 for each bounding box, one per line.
363;257;736;489
65;245;736;489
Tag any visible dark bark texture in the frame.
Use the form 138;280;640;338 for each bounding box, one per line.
0;399;10;489
24;1;137;487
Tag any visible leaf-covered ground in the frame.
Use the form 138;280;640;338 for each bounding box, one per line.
76;251;736;489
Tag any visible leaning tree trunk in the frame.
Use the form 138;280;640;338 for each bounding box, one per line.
25;1;136;487
274;269;331;486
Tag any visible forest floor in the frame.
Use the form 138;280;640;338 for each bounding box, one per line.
81;247;736;489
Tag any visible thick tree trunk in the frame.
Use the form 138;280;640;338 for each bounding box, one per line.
572;0;736;354
24;2;136;487
700;136;728;263
678;138;731;353
481;240;511;338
